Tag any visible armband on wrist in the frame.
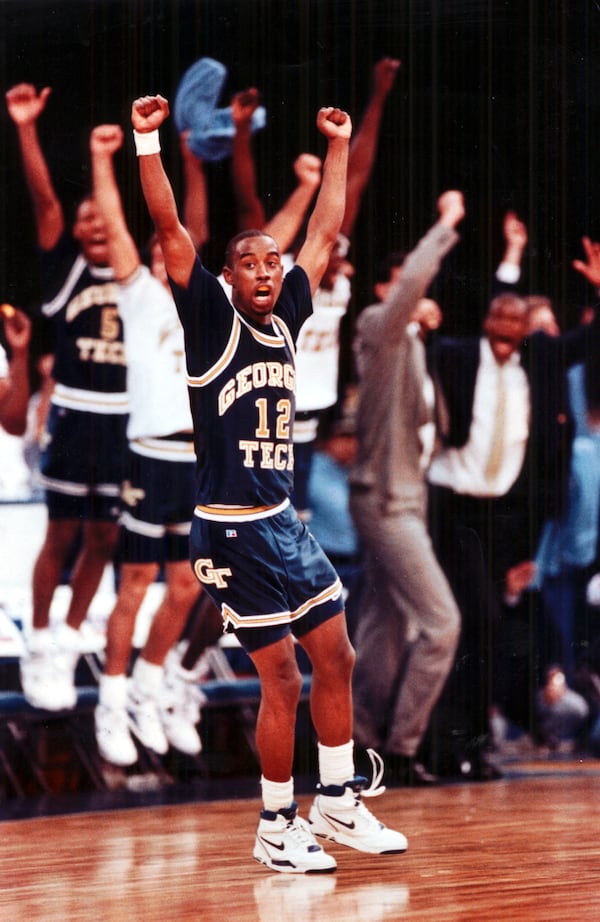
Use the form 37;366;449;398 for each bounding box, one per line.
133;129;161;156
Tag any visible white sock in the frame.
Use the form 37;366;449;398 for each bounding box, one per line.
26;627;52;653
318;740;355;787
260;776;294;813
132;657;164;696
99;673;127;709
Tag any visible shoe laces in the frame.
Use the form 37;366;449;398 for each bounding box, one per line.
285;813;319;849
355;749;387;798
345;750;388;830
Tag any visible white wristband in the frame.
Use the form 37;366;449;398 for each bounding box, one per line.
133;129;161;156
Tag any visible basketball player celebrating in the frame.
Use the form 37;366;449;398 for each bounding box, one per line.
131;92;407;873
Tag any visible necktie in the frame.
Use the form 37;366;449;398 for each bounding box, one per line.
485;364;506;482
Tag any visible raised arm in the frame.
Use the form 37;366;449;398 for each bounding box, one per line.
230;88;266;231
378;190;465;341
90;125;139;281
340;57;400;239
493;210;528;292
0;305;32;436
572;236;600;290
131;95;197;288
229;90;323;253
5;83;64;250
501;211;528;267
295;107;352;295
263;153;322;253
181;132;210;252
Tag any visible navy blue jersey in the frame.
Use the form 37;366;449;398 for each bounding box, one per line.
170;258;312;508
39;233;128;408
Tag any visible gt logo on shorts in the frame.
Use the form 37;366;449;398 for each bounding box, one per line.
194;558;232;589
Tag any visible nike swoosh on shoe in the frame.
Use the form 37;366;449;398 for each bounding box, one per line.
259;836;286;851
324;814;355;830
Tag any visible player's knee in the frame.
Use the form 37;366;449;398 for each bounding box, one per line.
338;638;355;681
261;657;303;712
84;521;119;560
118;563;158;604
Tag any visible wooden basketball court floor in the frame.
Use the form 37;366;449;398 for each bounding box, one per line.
2;757;599;922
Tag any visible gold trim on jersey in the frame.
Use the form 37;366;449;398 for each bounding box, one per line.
186;307;296;390
37;475;121;497
271;315;296;357
130;437;196;462
187;314;241;388
194;497;290;522
52;383;129;414
220;577;344;630
120;510;191;538
41;255;115;318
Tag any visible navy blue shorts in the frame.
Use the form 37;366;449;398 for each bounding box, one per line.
39;404;127;522
190;501;344;653
117;442;195;565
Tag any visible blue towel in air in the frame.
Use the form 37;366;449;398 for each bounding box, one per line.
174;57;266;162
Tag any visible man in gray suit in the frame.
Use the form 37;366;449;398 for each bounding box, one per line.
349;190;465;785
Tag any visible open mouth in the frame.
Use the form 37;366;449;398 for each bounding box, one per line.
255;286;271;300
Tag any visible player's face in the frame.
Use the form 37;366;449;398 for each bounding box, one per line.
73;199;109;267
224;236;284;325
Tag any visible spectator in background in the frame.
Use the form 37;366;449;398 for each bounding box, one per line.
349;191;464;786
305;388;363;640
6;83;129;711
535;664;590;753
426;230;600;780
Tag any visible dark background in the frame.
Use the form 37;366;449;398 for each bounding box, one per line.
1;0;599;342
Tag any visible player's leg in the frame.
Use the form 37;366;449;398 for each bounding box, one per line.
248;634;337;874
95;561;159;765
299;613;407;856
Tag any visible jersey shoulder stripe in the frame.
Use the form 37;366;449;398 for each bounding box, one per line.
41;255;114;318
272;315;295;357
186;306;293;390
41;254;88;318
187;312;241;388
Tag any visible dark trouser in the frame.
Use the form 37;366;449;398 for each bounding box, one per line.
427;484;526;768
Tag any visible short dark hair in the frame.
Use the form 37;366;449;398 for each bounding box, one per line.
224;229;276;268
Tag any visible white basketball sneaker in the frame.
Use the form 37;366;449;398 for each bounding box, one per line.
253;802;337;874
127;680;169;755
160;647;206;755
19;627;77;711
95;703;138;767
308;750;408;855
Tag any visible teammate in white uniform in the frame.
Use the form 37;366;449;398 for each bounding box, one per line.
90;124;204;767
